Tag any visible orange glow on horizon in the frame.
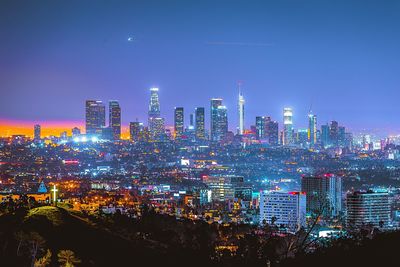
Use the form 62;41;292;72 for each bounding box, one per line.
0;119;131;139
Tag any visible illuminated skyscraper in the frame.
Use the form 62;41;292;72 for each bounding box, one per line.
330;120;339;146
216;105;228;141
267;120;279;145
210;98;223;141
148;87;160;118
195;107;205;140
34;124;41;141
129;121;143;142
85;100;105;134
149;117;165;140
238;85;245;135
308;111;317;146
174;107;184;139
109;100;121;140
148;88;164;139
283;107;294;145
255;116;267;140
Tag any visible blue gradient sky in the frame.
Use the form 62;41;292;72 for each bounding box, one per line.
1;0;399;134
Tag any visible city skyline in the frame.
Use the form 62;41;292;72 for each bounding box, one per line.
1;0;400;135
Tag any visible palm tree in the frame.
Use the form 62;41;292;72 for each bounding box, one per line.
57;250;81;267
34;249;52;267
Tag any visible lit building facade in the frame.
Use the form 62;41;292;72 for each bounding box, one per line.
34;124;41;141
259;191;306;233
109;100;121;140
238;88;245;135
301;175;342;218
85;100;105;135
346;191;390;229
129;121;144;142
195;107;205;140
174;107;184;139
308;112;317;146
283;107;294;145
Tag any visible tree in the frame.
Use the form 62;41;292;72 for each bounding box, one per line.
34;249;52;267
58;250;81;267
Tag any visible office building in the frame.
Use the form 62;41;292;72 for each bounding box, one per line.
259;191;306;233
85;100;105;134
297;129;308;147
129;121;143;142
72;127;81;137
283;108;294;145
109;100;121;140
34;124;41;141
195;107;205;140
210;98;223;141
346;191;390;229
174;107;184;139
301;174;342;218
308;112;317;146
238;86;245;135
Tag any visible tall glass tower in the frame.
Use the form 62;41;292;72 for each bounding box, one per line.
109;100;121;140
195;107;205;140
148;87;160;118
308;111;317;146
174;107;184;139
238;85;245;135
210;98;223;141
283;107;293;145
85;100;105;134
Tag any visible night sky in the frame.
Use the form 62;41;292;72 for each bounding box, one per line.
1;0;400;135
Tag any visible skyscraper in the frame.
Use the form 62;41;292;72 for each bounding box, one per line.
174;107;184;139
308;112;317;146
259;191;306;233
85;100;105;134
195;107;205;140
129;121;143;142
109;100;121;140
267;120;279;145
301;174;342;218
34;124;41;141
148;87;160;118
329;120;339;147
148;88;164;140
283;107;294;145
72;127;81;137
255;116;267;140
210;98;223;141
238;86;245;135
321;124;330;147
216;105;228;141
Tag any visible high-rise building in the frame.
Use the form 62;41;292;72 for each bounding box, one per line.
329;121;339;146
297;129;308;147
195;107;205;140
259;191;306;233
216;105;228;141
203;176;250;202
210;98;223;141
210;99;228;141
174;107;184;139
301;174;342;218
346;191;390;229
34;124;41;141
148;88;164;140
85;100;105;135
129;121;143;142
255;116;268;140
308;112;317;146
189;113;194;130
321;124;330;148
338;126;346;147
283;108;294;145
148;87;160;118
267;120;279;145
238;86;245;135
149;117;165;140
109;100;121;140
